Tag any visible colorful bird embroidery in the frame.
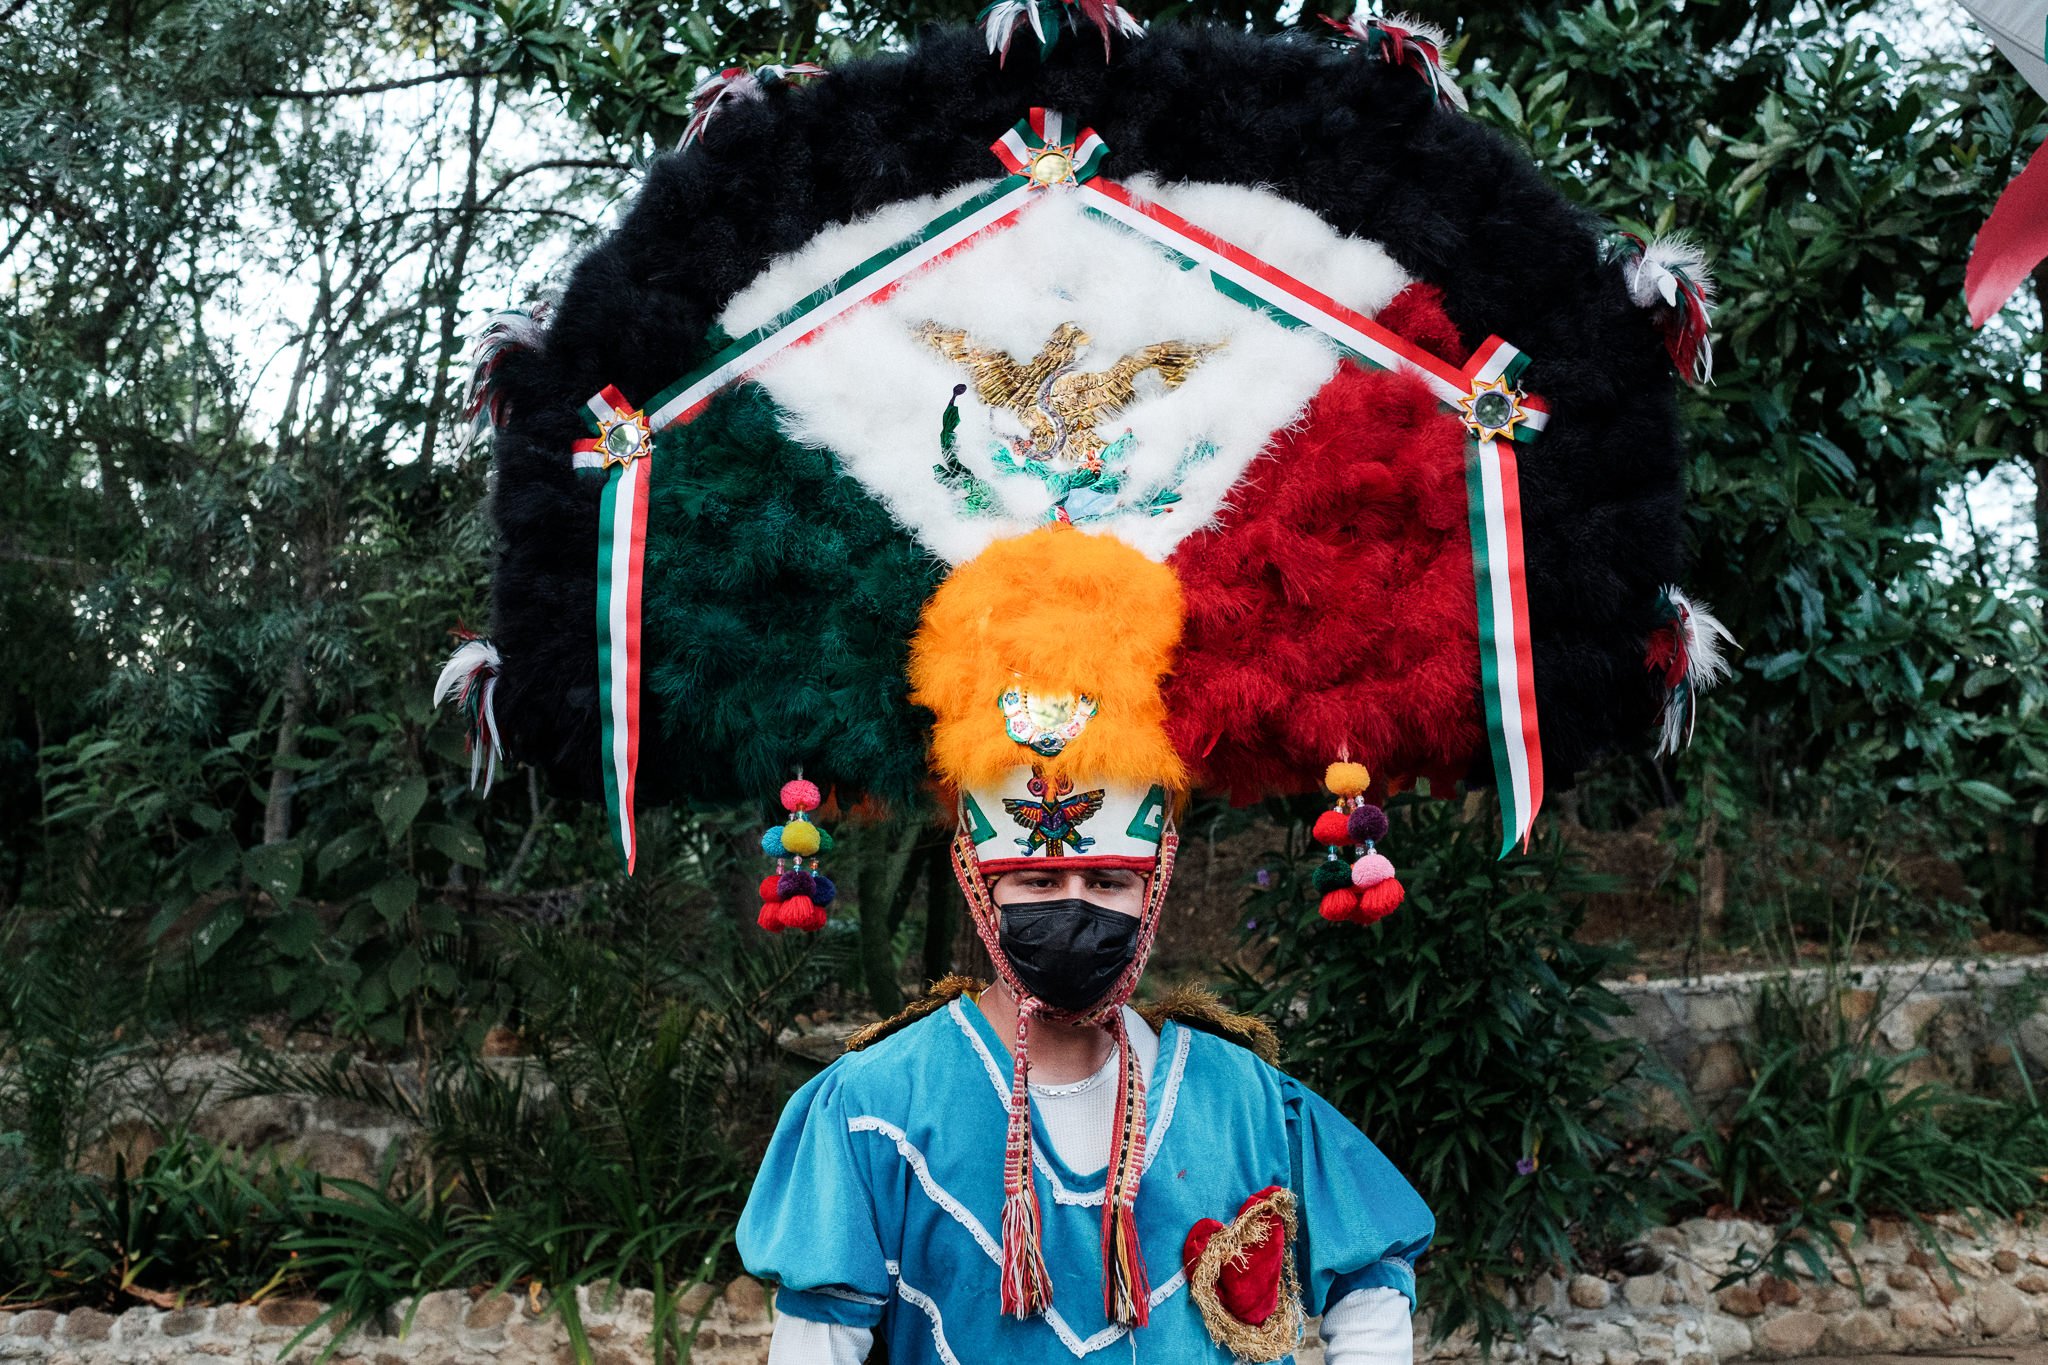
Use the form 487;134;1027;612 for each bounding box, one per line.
1003;770;1108;856
918;320;1220;471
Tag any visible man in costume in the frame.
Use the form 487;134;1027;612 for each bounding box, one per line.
443;6;1736;1362
738;665;1434;1362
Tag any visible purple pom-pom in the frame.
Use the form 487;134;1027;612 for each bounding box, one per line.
810;873;837;907
1348;804;1390;845
778;869;816;900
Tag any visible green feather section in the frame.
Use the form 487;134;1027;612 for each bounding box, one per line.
637;382;942;806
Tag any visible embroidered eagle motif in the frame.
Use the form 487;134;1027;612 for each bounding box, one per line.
1003;771;1108;856
918;321;1220;472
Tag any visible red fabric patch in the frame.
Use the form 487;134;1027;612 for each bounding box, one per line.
1181;1185;1291;1326
1166;356;1484;801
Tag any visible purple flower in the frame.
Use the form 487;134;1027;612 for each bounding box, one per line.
1255;868;1272;888
1515;1156;1538;1176
1244;919;1259;931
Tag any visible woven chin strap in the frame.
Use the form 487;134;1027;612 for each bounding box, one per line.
950;821;1179;1327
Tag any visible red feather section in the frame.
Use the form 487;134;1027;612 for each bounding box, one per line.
1167;349;1483;802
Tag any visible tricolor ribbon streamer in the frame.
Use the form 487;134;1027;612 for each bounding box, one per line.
576;109;1550;868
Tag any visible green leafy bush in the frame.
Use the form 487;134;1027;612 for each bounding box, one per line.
1230;799;1668;1347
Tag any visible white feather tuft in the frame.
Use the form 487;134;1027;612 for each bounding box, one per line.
433;638;501;708
982;1;1034;54
1671;586;1735;691
1623;234;1716;311
1381;12;1452;49
1652;586;1737;757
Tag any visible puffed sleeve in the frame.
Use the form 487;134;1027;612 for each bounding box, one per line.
1284;1075;1435;1315
736;1068;893;1327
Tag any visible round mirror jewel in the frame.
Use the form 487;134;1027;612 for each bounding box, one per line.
603;419;646;463
1030;149;1073;186
1472;390;1513;428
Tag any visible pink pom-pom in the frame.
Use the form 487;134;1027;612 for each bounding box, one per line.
1318;888;1360;922
1351;852;1396;889
1355;878;1405;922
1311;810;1353;846
780;778;822;813
779;895;826;932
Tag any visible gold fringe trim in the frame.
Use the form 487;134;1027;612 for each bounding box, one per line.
1187;1187;1304;1363
845;975;986;1052
1135;985;1281;1065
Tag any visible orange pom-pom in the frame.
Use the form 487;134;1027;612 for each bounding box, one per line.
758;875;783;902
756;900;786;933
1324;761;1371;797
1311;810;1353;846
1318;888;1360;922
779;895;826;932
1354;878;1405;922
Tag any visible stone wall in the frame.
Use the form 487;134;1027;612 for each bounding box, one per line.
72;953;2048;1178
1606;953;2048;1123
12;1212;2048;1364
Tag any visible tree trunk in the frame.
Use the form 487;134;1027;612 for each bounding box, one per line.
261;651;309;845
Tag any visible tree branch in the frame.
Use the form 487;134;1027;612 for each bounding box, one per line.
249;67;489;100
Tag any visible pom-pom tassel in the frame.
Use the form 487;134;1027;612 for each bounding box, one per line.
1646;585;1736;757
1319;888;1361;921
432;632;504;796
1614;233;1717;384
1324;12;1468;111
1354;878;1405;922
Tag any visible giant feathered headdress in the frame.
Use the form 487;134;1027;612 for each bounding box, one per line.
445;13;1737;1334
453;17;1730;879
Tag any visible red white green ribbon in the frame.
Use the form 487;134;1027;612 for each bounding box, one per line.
571;384;654;872
1071;179;1548;852
575;110;1549;867
1460;346;1544;856
989;107;1108;184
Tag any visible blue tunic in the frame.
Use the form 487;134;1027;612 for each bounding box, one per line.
738;997;1434;1362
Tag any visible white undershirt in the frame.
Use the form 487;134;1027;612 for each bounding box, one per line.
765;1010;1413;1363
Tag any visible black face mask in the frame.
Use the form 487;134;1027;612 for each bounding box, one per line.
998;897;1141;1013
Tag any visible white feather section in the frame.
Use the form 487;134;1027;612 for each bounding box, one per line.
722;181;1413;565
1097;2;1146;38
433;638;504;794
1622;234;1716;311
1674;587;1736;690
433;638;501;707
1654;586;1736;757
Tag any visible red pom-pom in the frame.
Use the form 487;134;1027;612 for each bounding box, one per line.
758;875;783;902
756;899;786;933
1318;888;1360;922
780;778;822;813
779;895;826;932
1354;878;1405;923
1311;810;1353;846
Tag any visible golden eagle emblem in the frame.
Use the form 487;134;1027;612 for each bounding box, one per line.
918;321;1220;472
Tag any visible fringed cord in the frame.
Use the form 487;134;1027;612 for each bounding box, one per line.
998;996;1055;1317
949;823;1181;1327
1099;1005;1151;1325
